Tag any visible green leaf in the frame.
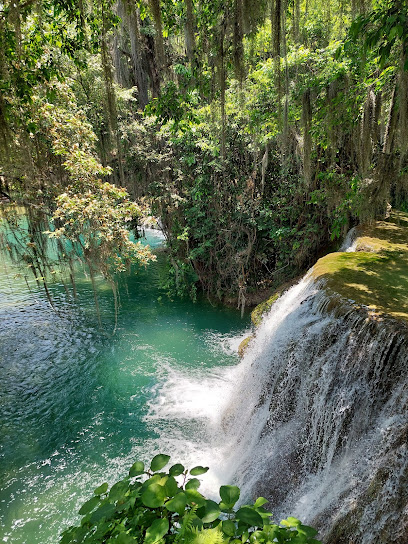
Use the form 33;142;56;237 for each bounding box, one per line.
150;454;171;472
235;507;264;527
141;484;167;508
116;533;137;544
185;489;206;507
165;491;188;513
165;476;179;497
199;500;221;523
78;496;100;515
219;485;240;508
169;464;185;476
297;524;319;538
222;520;236;537
94;483;108;495
253;497;268;508
185;478;200;491
190;466;209;476
145;517;170;544
90;502;116;523
141;475;162;492
109;480;129;502
281;517;300;528
129;461;145;477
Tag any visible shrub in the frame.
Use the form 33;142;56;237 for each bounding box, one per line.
59;454;320;544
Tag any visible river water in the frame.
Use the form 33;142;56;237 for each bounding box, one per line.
0;230;250;544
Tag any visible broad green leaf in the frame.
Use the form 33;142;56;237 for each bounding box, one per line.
169;463;185;476
200;500;221;523
190;466;209;476
109;480;129;502
191;517;204;530
116;533;137;544
222;519;236;536
129;461;145;477
253;497;268;508
185;478;200;491
78;496;100;515
150;454;171;473
141;484;167;508
90;502;116;523
164;476;179;497
219;485;240;508
94;483;108;495
281;517;300;528
185;488;206;507
165;491;188;513
235;507;264;527
297;524;318;538
145;517;169;544
141;474;162;490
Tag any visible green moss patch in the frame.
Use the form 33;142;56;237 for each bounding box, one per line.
312;212;408;322
251;293;281;327
238;335;254;358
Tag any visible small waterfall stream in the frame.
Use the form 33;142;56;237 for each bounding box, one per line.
211;267;408;542
220;280;408;543
152;266;408;543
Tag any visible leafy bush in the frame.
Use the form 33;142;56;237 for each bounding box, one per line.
59;454;320;544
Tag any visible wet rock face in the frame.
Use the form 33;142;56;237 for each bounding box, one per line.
224;275;408;544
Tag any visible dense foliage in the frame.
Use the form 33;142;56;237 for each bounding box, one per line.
59;454;321;544
1;0;408;308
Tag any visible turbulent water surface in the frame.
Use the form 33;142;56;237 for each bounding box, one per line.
2;226;408;544
0;229;250;544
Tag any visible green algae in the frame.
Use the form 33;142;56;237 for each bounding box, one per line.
251;293;281;327
312;212;408;322
238;334;254;357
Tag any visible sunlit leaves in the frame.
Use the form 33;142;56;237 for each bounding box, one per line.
78;495;100;515
150;454;171;472
169;463;185;476
190;466;209;476
94;482;108;495
145;518;170;544
61;454;321;544
219;485;240;509
235;507;263;527
141;483;167;508
129;461;145;477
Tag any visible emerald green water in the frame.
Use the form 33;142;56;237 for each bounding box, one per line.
0;230;249;544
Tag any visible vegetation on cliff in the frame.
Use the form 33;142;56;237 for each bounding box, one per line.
1;1;408;308
312;211;408;321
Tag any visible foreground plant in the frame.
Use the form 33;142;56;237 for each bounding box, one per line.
59;454;320;544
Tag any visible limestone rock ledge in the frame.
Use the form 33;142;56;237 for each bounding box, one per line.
312;211;408;323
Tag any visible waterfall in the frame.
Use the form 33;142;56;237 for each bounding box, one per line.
216;274;408;543
146;239;408;543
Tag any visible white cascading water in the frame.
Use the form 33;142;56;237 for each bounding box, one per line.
146;241;408;544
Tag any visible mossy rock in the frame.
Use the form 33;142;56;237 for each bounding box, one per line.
251;293;280;327
250;276;302;327
312;212;408;323
238;335;254;358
